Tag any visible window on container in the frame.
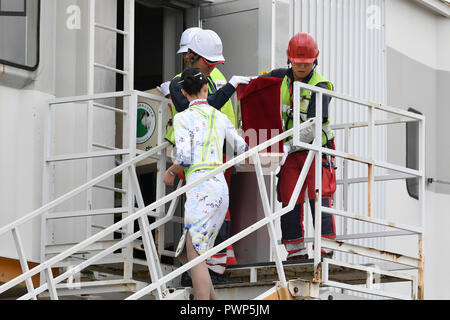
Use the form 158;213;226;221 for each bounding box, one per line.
406;108;422;200
0;0;40;71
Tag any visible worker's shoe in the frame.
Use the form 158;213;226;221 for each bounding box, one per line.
321;250;334;259
181;272;192;287
209;270;240;285
287;254;309;261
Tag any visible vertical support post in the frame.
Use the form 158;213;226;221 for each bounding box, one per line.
418;117;426;300
41;102;52;286
271;0;276;70
86;0;96;239
156;101;167;256
121;0;136;282
253;154;287;288
368;104;375;218
124;0;135;93
342;127;349;235
46;268;58;300
128;165;166;297
269;171;276;261
313;91;323;280
12;228;37;300
293;80;301;147
321;259;329;283
123;92;138;280
366;271;374;289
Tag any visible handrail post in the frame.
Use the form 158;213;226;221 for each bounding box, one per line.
252;153;287;288
156;98;168;257
128;165;166;298
418;116;426;299
343;126;349;235
40;101;52;286
368;104;376;218
12;228;37;300
46;267;58;300
123;92;138;281
313;90;323;281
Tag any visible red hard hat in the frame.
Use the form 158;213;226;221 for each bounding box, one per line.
286;33;319;64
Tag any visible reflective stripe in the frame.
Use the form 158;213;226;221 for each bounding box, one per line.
207;255;227;265
210;68;236;128
185;106;223;179
185;162;221;177
206;264;226;275
203;109;217;162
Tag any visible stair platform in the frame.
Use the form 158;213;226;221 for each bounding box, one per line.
223;258;414;286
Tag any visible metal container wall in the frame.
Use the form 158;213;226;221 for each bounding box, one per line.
275;0;388;270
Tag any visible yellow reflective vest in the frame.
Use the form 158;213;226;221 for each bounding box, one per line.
280;70;334;146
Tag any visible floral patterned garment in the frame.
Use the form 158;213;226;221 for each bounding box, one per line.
173;100;248;257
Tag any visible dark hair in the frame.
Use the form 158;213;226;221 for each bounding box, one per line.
180;67;208;95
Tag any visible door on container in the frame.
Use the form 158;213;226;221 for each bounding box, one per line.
200;0;275;265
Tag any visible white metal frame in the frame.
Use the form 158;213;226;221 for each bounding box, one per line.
0;80;425;300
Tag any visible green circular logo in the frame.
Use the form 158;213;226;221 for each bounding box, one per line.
137;102;156;144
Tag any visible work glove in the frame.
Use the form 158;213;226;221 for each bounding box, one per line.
229;76;251;88
157;81;171;97
279;144;291;166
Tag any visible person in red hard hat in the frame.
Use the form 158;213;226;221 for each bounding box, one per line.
262;32;337;261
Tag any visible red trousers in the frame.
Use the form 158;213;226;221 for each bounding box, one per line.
277;149;337;245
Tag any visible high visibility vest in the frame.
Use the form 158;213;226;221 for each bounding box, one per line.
183;105;223;179
165;68;236;145
280;70;334;146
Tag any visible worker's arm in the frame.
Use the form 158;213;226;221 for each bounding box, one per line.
169;76;236;113
207;82;236;110
261;68;289;79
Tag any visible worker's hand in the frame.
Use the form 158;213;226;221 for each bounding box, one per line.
163;170;176;186
229;76;251;88
279;144;291;166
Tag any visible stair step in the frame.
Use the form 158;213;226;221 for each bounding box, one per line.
37;279;151;299
224;259;414;286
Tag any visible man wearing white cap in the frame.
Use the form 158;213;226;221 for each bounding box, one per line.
169;28;250;286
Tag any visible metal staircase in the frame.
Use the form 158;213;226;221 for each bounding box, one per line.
0;0;426;300
0;81;425;300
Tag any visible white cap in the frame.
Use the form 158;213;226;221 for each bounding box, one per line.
157;81;171;97
188;29;225;64
177;27;202;54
